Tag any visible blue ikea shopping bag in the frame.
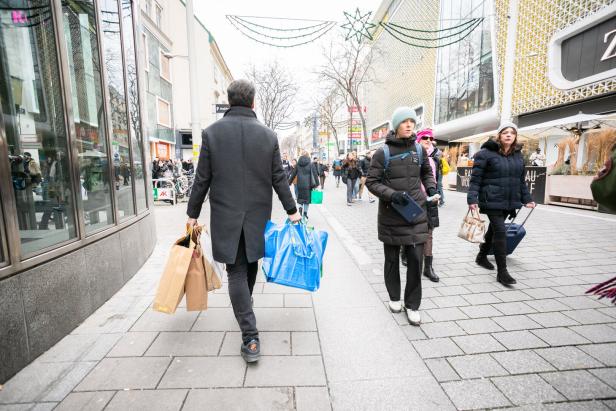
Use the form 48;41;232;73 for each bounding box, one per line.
262;221;328;291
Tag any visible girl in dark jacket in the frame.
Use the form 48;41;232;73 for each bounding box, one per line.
468;122;535;286
343;153;361;205
366;107;439;326
289;153;318;219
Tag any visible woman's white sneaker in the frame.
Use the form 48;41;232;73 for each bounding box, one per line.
388;300;402;313
406;309;421;326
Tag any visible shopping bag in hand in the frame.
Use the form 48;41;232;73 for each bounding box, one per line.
153;226;196;313
185;226;208;311
457;209;486;244
311;190;323;204
262;221;328;291
201;225;224;291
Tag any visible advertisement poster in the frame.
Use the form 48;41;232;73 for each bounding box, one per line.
371;123;389;145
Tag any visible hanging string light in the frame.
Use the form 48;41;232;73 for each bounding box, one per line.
379;18;484;49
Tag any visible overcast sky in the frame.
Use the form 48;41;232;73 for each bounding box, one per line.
194;0;383;124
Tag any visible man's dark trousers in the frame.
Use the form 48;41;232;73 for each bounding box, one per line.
226;231;259;344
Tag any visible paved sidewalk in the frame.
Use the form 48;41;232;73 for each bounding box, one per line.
1;178;615;410
322;178;616;410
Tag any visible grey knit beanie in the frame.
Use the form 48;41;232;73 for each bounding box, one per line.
497;121;518;135
391;107;417;132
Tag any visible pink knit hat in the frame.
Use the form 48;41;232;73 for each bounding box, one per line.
416;128;434;140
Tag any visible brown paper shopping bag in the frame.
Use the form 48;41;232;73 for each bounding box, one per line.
153;229;195;314
185;241;209;311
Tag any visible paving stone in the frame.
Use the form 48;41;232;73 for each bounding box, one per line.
105;389;188;411
462;293;502;305
251;294;284;308
452;334;506;354
400;325;427;341
570;324;616;343
541;370;616;400
37;333;122;363
598;307;616;319
420;321;466;338
465;283;503;294
253;308;317;331
442;379;511;410
447;354;508;379
459;304;503;319
412;338;463;359
131;310;199;332
492;290;533;302
558;296;606;310
424;307;468;322
158;357;246;388
523;287;564;299
456;318;504;334
591;368;616;389
219;332;291;356
262;283;310;294
284;294;313;308
244;356;326;387
528;312;580;327
492;350;556;374
435;286;472;296
54;391;115;411
579;343;616;366
292;332;321;355
564;309;616;325
182;387;294;411
192;308;239;332
424;358;460;382
492;374;565;405
206;293;232;308
107;332;159;357
431;296;470;308
535;346;604;370
491;315;541;331
75;357;170;391
144;332;224;356
525;299;571;313
492;302;537;315
492;330;549;350
531;327;591;346
296;387;332;411
0;403;57;411
602;399;616;411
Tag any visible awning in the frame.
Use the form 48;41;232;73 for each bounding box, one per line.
450;129;496;143
518;112;616;138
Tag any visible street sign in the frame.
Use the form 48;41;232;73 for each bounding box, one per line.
214;104;230;114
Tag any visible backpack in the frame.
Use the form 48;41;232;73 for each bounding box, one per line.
333;160;342;171
382;142;423;182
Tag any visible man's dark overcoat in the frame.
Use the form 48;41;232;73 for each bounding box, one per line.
187;106;296;263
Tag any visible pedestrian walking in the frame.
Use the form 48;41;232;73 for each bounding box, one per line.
282;152;291;178
290;158;298;199
358;151;375;203
343;152;361;206
289;152;319;219
318;160;329;189
332;157;343;187
187;79;301;363
417;128;440;282
468;121;535;286
366;107;438;326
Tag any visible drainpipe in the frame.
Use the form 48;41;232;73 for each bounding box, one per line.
501;0;519;123
186;0;201;164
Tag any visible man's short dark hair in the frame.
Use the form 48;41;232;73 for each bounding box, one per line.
227;79;255;108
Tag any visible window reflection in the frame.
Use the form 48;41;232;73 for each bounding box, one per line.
435;0;494;124
0;0;78;255
121;0;146;212
101;0;135;219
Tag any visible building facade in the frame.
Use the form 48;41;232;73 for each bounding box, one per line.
0;0;155;383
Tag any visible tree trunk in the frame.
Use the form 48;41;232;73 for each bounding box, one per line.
351;95;369;150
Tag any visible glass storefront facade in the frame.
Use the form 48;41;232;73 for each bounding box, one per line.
0;0;149;274
434;0;495;124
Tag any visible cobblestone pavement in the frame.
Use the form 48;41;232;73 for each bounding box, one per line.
322;178;616;410
1;178;615;411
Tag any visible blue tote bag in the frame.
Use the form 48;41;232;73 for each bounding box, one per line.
262;221;328;291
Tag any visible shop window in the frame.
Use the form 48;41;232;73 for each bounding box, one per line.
0;0;78;255
155;3;162;29
101;0;135;220
122;0;147;212
159;51;170;82
62;0;114;233
157;97;171;127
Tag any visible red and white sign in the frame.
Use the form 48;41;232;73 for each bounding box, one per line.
348;105;367;113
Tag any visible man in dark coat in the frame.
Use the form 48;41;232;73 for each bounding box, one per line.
187;79;301;363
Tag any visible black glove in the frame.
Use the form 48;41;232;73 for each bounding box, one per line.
391;191;409;206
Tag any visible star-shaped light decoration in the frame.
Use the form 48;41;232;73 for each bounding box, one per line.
341;8;376;42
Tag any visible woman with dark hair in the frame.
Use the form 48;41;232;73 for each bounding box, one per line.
289;151;318;219
343;152;361;206
467;121;535;286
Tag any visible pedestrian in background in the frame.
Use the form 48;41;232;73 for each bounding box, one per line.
290;158;298;199
343;152;361;206
187;79;301;363
468;121;535;286
417;128;440;283
318;160;329;189
358;151;375;203
332;157;343;187
366;107;438;326
289;151;319;219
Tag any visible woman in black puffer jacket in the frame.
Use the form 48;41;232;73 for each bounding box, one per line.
366;107;438;326
289;152;318;219
468;121;535;286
